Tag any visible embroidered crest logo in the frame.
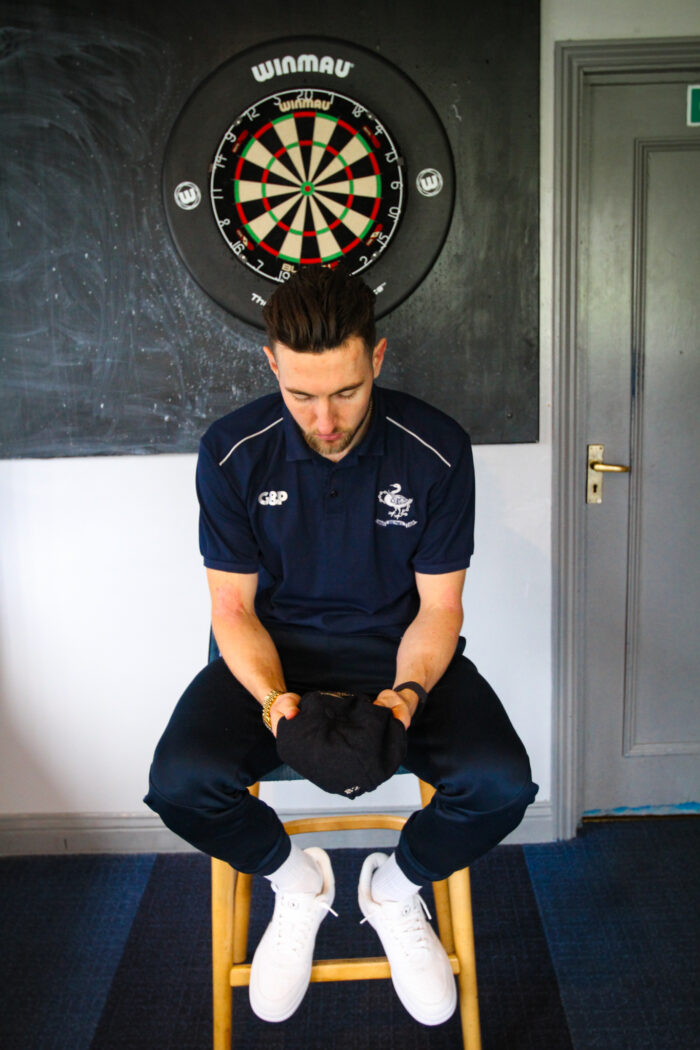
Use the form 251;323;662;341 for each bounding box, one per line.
376;484;417;528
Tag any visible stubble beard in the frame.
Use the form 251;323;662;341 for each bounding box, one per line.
304;428;354;456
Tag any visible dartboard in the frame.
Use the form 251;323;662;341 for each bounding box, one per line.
211;90;404;278
163;37;454;328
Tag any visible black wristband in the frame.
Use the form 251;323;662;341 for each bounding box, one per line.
393;680;429;717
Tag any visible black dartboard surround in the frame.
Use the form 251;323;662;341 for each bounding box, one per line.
163;36;455;328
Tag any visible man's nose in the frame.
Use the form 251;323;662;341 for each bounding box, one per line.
315;399;335;431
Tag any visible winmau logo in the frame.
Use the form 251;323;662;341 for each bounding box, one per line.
251;54;354;83
278;97;331;113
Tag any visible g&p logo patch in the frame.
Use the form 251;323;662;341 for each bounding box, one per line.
258;490;288;506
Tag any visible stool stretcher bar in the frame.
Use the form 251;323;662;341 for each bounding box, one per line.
229;953;461;986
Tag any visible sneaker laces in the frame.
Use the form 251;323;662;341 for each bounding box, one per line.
361;893;434;957
269;884;338;959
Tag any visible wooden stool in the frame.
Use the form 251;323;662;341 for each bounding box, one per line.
211;778;481;1049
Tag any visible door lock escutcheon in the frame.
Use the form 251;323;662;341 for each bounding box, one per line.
587;444;630;504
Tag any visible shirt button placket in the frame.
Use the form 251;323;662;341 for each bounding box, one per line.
326;472;342;517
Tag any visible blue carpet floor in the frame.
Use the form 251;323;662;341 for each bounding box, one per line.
525;820;700;1050
0;819;698;1049
0;855;156;1050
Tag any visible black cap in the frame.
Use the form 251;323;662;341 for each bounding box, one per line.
275;690;407;799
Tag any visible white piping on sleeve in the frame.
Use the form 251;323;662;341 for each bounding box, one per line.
218;417;283;466
386;416;452;468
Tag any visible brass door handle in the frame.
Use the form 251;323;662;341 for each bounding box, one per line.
587;444;630;503
590;461;630;473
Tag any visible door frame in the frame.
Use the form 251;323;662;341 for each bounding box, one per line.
552;38;700;839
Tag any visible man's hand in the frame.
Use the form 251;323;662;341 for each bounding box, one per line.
373;688;417;731
269;692;301;736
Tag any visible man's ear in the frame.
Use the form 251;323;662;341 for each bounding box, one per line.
263;345;279;379
372;337;387;379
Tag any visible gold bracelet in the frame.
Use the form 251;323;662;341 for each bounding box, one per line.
262;689;284;730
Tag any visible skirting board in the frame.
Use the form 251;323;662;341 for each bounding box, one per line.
0;800;553;855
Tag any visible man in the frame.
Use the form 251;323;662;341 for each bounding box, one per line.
146;266;537;1027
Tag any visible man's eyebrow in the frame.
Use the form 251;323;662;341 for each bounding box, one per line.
285;381;364;397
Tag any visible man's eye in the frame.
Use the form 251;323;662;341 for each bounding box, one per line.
336;391;356;400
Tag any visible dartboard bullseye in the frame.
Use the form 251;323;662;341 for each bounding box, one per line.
163;37;454;328
211;91;404;281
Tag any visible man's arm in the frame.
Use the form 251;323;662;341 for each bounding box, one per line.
207;568;300;735
374;568;466;729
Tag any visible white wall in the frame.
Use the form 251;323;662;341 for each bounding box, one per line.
1;0;697;826
0;454;208;813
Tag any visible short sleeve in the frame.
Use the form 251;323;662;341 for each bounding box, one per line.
412;436;475;573
196;438;260;572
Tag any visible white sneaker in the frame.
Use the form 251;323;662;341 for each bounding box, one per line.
358;852;457;1026
249;847;336;1022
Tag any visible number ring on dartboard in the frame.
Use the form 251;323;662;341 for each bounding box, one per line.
163;37;455;328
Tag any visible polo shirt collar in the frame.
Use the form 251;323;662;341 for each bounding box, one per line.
358;383;386;459
283;383;386;463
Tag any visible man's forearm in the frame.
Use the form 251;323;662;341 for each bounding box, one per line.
374;604;463;727
212;608;289;704
394;605;463;694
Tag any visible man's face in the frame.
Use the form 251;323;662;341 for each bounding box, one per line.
263;335;386;461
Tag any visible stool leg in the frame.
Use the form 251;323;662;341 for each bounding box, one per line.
211;783;260;1047
432;878;455;953
448;867;481;1050
232;872;253;964
232;781;260;964
211;858;235;1050
418;780;455;951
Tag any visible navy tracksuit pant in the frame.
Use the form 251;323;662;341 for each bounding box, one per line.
145;625;538;884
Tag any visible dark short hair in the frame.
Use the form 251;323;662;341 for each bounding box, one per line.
262;266;376;353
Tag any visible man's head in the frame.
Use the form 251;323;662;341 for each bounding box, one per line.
262;268;386;461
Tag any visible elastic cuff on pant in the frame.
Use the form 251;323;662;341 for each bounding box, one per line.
143;782;292;876
252;832;292;877
395;834;433;887
396;777;540;884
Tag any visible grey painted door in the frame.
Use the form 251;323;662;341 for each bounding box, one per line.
580;75;700;813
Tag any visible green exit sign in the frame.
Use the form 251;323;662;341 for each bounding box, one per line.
688;85;700;126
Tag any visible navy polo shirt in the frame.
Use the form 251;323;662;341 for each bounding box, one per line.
196;384;475;639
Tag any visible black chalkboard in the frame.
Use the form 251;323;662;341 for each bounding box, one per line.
0;0;539;457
